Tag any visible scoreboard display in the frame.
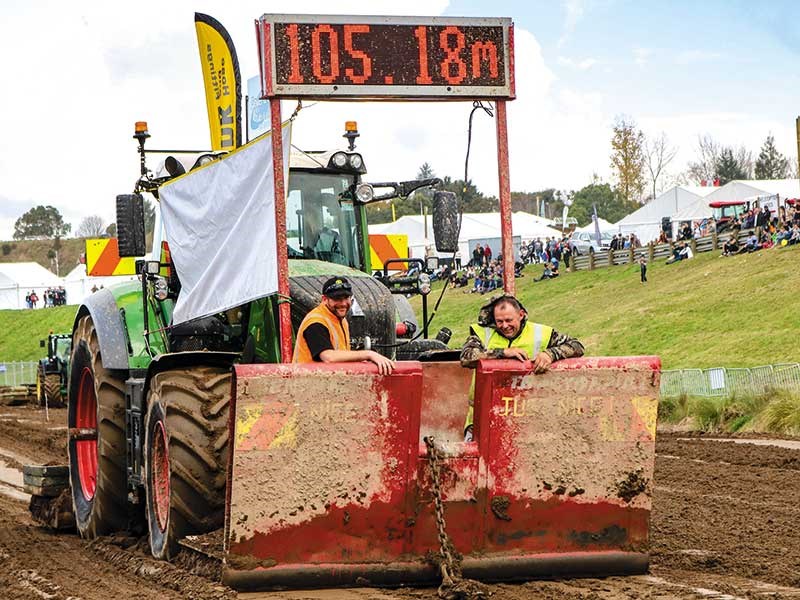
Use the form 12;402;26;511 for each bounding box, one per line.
257;15;514;99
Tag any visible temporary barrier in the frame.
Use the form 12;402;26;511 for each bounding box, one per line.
224;356;660;590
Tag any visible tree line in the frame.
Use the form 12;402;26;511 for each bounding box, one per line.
9;125;798;238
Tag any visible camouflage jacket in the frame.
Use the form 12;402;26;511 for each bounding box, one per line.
459;323;585;368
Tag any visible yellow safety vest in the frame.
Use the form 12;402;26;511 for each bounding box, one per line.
292;304;351;363
465;320;553;430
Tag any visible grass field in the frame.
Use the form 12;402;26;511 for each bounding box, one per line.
410;243;800;370
0;305;76;362
1;244;798;369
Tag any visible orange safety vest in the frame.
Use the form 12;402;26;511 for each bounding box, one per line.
292;303;351;363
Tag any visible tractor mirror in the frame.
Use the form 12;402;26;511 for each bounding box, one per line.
40;339;45;348
116;193;147;257
432;190;460;253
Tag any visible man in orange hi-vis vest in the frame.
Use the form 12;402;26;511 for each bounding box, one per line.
293;277;395;375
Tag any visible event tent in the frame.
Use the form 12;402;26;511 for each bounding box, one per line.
369;212;562;260
701;179;800;207
615;185;717;243
576;218;614;233
0;262;63;309
62;263;138;306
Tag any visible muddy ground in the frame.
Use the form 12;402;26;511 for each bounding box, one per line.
0;405;798;599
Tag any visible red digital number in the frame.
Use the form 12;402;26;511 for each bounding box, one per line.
285;24;303;84
439;26;467;85
414;26;433;84
311;24;340;84
471;41;499;79
344;25;372;84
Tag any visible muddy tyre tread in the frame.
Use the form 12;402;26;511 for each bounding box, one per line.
146;367;231;560
68;314;128;537
44;374;64;408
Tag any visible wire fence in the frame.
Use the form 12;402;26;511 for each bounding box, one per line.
661;363;800;398
0;361;38;386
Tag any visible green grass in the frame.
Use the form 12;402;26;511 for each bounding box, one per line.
411;244;800;370
0;306;76;361
659;389;800;436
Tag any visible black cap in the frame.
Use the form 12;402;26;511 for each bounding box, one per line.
322;276;353;298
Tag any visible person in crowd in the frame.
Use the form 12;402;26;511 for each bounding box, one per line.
638;254;647;283
745;231;759;252
721;234;740;256
484;244;493;266
666;241;691;264
293;277;394;374
459;294;584;441
657;230;668;244
454;250;462;270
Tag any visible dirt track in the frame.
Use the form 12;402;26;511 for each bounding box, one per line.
1;405;799;599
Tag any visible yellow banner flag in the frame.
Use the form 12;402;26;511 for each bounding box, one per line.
195;13;241;150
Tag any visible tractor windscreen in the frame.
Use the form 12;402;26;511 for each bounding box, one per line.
286;172;360;268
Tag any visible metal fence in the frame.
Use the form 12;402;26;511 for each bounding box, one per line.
0;361;38;386
661;363;800;398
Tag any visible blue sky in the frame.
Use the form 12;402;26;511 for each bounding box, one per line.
0;0;798;239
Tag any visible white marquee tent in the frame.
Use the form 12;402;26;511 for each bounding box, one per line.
701;179;800;207
63;264;138;306
0;262;63;309
369;212;562;260
615;185;718;243
576;218;615;233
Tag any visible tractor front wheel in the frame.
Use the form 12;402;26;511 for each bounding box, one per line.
145;367;231;560
67;315;128;537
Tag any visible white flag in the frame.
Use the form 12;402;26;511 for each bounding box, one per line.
160;121;291;325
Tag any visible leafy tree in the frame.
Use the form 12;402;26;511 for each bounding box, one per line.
75;215;107;238
715;147;749;185
511;189;556;215
569;177;637;227
105;222;117;237
13;205;71;240
754;135;790;179
610;116;646;204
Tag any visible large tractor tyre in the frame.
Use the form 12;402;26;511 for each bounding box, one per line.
145;367;231;560
44;374;65;408
67;315;128;538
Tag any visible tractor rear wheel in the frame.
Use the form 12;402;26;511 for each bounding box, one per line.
67;315;128;538
145;367;231;560
44;374;64;408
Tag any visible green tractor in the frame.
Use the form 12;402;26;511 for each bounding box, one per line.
66;121;458;557
36;333;72;408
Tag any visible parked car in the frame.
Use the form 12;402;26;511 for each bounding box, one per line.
569;230;613;255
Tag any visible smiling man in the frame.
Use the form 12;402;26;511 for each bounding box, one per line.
292;277;395;375
460;294;584;440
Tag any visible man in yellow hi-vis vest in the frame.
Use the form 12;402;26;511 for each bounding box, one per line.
293;277;395;374
460;294;584;440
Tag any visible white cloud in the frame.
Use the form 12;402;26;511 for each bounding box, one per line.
557;56;598;70
633;47;652;66
558;0;586;47
674;49;724;65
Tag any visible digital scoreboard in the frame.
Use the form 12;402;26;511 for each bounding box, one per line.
257;15;514;99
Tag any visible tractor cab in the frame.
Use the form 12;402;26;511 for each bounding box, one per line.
710;200;747;232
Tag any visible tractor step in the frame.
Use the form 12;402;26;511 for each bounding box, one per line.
25;464;74;530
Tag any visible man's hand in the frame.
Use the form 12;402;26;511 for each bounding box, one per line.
367;350;395;375
532;350;553;374
502;347;529;362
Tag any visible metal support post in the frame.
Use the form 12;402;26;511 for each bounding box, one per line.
495;100;515;295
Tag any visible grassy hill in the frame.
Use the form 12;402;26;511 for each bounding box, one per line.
410;244;800;370
0;305;77;362
0;237;87;276
1;244;798;369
